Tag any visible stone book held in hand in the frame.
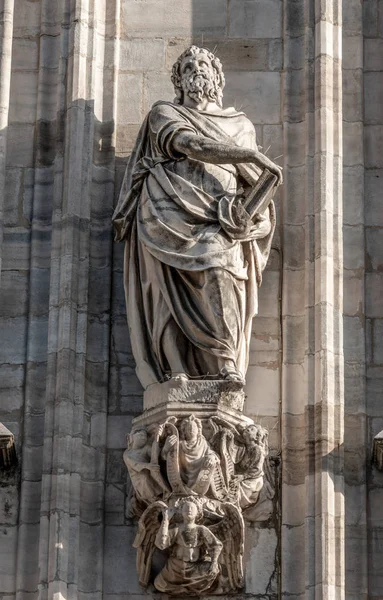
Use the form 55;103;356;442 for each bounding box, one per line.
243;168;279;219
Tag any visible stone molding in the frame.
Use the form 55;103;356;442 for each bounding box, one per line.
0;422;16;469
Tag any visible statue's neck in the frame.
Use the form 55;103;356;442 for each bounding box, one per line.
181;98;221;114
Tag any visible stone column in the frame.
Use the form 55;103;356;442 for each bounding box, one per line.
281;1;345;598
7;0;118;598
342;0;368;598
0;0;15;278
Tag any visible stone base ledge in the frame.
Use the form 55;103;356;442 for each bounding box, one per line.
143;378;245;412
133;400;252;429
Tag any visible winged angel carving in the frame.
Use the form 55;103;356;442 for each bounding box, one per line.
125;415;273;594
133;497;244;595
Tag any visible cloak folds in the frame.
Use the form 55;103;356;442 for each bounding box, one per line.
113;101;275;388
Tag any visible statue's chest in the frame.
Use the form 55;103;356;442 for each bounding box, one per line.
180;529;199;548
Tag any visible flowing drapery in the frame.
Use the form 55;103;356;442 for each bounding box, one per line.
113;102;275;387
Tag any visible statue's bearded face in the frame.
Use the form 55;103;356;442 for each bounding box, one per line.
180;52;219;105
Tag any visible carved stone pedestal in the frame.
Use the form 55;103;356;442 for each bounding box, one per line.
125;379;273;595
143;379;246;411
133;380;251;430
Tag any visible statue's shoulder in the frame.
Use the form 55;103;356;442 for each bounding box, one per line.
149;100;179;118
148;101;188;130
224;107;255;130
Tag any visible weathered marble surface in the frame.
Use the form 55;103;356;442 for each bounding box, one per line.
113;45;282;390
125;410;271;593
143;378;246;411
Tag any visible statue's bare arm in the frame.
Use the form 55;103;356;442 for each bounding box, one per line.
172;131;283;183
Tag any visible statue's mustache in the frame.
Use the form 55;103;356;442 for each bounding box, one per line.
187;72;210;85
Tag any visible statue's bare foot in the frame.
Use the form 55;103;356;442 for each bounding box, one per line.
171;372;189;382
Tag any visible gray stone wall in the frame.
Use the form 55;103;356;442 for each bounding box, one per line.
364;1;383;597
0;1;382;599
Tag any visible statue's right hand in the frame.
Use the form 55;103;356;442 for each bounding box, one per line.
164;434;178;452
269;164;283;185
156;423;165;438
149;463;160;471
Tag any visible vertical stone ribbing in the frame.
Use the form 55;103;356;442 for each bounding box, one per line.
0;0;15;278
0;4;17;598
14;2;68;598
312;2;344;597
364;0;383;595
36;0;93;596
29;0;115;598
342;0;368;598
281;0;344;598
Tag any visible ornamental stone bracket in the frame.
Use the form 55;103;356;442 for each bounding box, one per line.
373;431;383;471
124;381;275;595
0;423;16;469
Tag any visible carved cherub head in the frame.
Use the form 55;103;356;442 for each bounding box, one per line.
176;495;204;523
171;45;225;108
179;414;202;442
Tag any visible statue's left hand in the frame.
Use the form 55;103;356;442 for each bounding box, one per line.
251;213;272;239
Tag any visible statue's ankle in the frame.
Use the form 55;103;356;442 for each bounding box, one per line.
171;372;189;382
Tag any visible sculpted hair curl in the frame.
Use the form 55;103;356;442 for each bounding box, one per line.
171;45;225;107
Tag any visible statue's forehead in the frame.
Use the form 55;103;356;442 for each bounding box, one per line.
180;51;212;68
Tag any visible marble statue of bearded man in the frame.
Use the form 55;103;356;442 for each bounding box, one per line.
113;46;283;388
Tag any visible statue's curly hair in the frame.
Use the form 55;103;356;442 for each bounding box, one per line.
171;45;225;107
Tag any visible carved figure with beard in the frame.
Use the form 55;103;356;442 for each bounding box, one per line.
113;45;283;388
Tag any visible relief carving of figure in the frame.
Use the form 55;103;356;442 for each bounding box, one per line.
123;426;170;516
230;423;269;509
113;45;282;388
154;498;222;595
160;415;227;499
134;497;244;595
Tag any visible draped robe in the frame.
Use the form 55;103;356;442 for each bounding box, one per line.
113;101;275;388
